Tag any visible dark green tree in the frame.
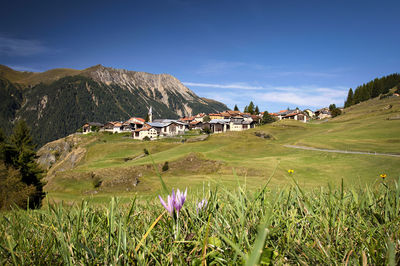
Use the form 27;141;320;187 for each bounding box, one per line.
7;120;45;208
261;111;276;124
248;101;255;115
243;106;248;113
331;108;342;118
329;104;336;112
344;88;354;108
234;105;239;111
255;105;260;115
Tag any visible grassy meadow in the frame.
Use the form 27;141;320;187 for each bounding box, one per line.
44;96;400;202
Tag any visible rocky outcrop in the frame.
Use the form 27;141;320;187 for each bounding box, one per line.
37;134;92;181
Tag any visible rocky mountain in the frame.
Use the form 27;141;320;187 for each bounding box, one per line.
0;64;228;146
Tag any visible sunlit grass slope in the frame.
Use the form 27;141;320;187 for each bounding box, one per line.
45;96;400;202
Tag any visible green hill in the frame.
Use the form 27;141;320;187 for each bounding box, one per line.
39;95;400;203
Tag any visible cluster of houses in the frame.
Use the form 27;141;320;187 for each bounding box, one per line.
81;107;333;140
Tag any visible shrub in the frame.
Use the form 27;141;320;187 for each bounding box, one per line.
90;172;102;188
143;148;149;155
0;162;36;210
202;128;211;135
162;161;169;172
143;136;150;141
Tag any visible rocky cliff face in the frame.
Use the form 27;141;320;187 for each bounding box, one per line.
81;65;208;116
0;64;228;146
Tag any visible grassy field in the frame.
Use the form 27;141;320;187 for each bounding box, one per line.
43;96;400;203
1;179;399;264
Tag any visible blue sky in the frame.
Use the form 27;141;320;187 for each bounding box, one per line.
1;0;399;112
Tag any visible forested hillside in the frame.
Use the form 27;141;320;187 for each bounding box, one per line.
344;73;400;107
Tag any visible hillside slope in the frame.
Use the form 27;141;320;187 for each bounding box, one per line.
0;65;228;145
38;96;400;201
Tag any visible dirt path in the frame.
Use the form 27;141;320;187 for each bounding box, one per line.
284;145;400;158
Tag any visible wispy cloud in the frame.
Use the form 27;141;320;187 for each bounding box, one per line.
0;35;49;57
264;71;338;78
8;65;43;72
185;81;348;108
183;82;265;90
196;60;267;75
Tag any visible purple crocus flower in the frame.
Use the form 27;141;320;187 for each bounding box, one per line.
159;192;175;217
174;188;187;215
159;188;187;217
196;199;208;213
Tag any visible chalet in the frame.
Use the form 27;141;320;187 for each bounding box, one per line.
189;120;204;130
82;122;104;134
124;117;145;130
303;109;315;118
209;116;257;133
193;113;206;122
209;119;230;133
149;119;187;137
315;108;331;119
104;122;117;132
283;112;308;122
132;124;158;140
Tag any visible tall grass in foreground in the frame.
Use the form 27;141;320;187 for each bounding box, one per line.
1;178;399;265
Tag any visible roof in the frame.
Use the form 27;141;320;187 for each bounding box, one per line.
209;119;230;124
179;117;195;121
284;113;298;117
147;122;171;128
190;121;201;125
209;113;222;116
126;117;145;124
220;112;232;117
134;124;152;132
227;110;241;115
85;122;104;127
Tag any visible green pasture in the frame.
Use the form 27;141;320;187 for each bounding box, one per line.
45;97;400;203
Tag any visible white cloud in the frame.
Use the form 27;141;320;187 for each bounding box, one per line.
196;60;267;75
0;35;48;57
183;82;265;90
8;65;43;72
185;81;348;109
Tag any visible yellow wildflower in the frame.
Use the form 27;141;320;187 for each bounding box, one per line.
288;169;294;174
380;173;387;179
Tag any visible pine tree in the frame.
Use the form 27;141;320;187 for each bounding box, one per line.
8;120;45;208
234;104;239;111
255;105;260;115
243;106;248;113
248;101;255;114
344;88;354;108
